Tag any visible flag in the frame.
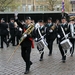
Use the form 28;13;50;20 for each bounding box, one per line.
62;0;65;12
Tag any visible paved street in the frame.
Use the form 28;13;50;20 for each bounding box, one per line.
0;41;75;75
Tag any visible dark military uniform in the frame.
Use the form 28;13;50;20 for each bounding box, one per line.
57;23;69;62
15;17;35;74
45;23;57;56
69;23;75;56
8;21;15;46
0;22;8;48
35;25;46;61
15;26;22;45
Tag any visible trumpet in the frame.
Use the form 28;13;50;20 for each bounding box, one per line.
7;24;34;62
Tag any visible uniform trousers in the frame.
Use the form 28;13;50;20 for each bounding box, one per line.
47;40;54;55
21;46;32;70
1;35;8;48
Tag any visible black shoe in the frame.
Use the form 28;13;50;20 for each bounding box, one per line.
0;47;3;49
71;54;73;57
39;58;43;61
7;43;9;47
24;70;29;74
62;60;66;63
48;53;52;56
29;62;33;68
62;56;66;63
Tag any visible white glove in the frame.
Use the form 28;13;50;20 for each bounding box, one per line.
19;28;22;31
15;16;18;20
41;36;44;39
23;34;27;38
65;34;68;38
49;29;53;32
35;38;38;41
57;34;61;38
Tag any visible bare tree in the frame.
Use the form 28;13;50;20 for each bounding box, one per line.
36;0;60;11
0;0;20;12
47;0;58;11
64;0;72;12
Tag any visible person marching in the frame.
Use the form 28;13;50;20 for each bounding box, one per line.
68;19;75;56
8;18;16;46
35;20;46;61
15;16;35;74
0;18;9;48
57;17;70;63
45;17;57;56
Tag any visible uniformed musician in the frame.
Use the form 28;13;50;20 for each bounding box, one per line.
57;17;70;63
69;19;75;56
15;16;34;74
45;17;57;56
35;20;46;61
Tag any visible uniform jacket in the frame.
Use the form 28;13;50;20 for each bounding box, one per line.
0;22;8;35
35;26;46;39
9;22;15;35
15;19;35;47
45;23;57;41
57;23;70;41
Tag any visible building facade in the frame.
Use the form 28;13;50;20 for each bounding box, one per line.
4;0;72;12
12;0;62;12
70;0;75;11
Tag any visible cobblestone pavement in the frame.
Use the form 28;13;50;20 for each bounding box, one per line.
0;41;75;75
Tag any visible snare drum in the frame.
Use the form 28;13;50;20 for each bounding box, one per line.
37;40;44;51
60;39;72;50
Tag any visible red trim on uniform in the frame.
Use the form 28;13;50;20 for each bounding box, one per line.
24;28;34;48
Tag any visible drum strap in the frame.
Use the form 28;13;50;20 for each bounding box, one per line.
61;26;67;39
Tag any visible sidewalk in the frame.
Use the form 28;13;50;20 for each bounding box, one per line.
0;41;75;75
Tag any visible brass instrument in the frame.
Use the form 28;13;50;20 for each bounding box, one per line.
7;24;34;62
19;24;34;44
50;24;56;30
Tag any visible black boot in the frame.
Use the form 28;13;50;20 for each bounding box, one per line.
29;61;33;68
48;51;52;56
62;56;66;63
39;52;44;61
24;70;29;74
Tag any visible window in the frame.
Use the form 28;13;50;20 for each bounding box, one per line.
22;5;26;12
28;5;32;11
72;4;75;11
40;6;43;11
44;6;48;11
36;6;39;11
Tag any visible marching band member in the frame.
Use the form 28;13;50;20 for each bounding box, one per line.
15;16;35;74
8;18;16;46
35;20;46;61
45;17;57;56
57;17;70;63
55;19;60;44
69;19;75;56
0;18;9;48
